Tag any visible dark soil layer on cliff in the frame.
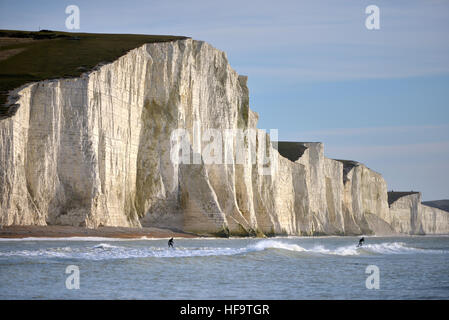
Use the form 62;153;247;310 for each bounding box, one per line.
387;191;420;206
422;200;449;213
0;225;197;239
0;29;188;118
276;141;308;162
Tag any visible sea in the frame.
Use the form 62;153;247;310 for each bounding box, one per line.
0;236;448;299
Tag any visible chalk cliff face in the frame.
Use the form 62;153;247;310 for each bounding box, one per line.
0;39;448;235
339;160;392;235
279;143;393;235
389;192;449;235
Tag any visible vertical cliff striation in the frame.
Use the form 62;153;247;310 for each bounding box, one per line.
276;143;394;235
1;39;448;235
388;192;449;234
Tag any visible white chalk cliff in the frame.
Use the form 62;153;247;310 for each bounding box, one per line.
388;192;449;235
0;39;448;235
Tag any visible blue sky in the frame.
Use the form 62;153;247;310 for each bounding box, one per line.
1;0;448;200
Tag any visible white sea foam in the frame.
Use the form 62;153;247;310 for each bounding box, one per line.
247;240;359;256
92;243;119;249
251;240;443;256
0;245;249;260
359;242;430;254
0;240;444;260
248;239;307;252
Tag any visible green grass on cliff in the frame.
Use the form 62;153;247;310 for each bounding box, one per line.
0;29;189;118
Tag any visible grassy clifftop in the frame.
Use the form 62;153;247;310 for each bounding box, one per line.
0;29;189;118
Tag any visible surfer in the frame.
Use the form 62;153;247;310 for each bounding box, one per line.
168;237;174;249
357;237;365;247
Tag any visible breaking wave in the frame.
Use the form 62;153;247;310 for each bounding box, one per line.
251;240;444;256
0;244;249;260
0;240;444;260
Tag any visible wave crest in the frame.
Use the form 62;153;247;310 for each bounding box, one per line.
246;240;443;256
0;240;444;260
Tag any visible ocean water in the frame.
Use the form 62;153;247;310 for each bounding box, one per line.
0;236;448;299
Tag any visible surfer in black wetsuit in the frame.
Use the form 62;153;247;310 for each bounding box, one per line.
357;237;365;247
168;237;174;249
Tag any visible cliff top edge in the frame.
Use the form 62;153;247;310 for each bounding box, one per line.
0;29;190;118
